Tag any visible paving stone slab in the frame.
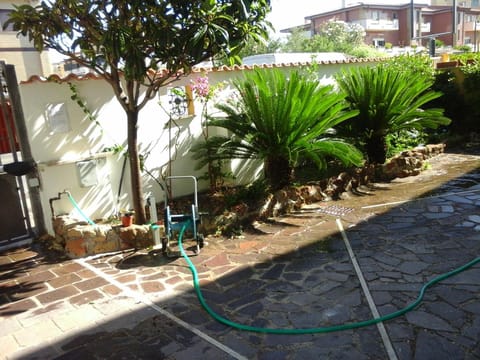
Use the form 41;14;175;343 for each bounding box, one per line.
405;311;455;332
414;330;463;360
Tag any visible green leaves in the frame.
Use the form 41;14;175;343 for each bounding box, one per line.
335;64;451;163
280;21;369;56
206;68;363;189
6;0;271;83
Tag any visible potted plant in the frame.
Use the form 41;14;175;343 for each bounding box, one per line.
120;210;135;227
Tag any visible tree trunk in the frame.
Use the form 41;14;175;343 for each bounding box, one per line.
366;134;388;164
127;110;147;224
264;155;293;190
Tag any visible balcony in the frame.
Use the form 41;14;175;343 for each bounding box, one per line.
355;19;399;31
462;21;480;32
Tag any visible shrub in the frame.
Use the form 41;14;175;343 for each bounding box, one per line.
383;54;435;81
347;44;385;58
386;129;427;158
461;60;480;133
206;68;364;190
335;64;451;164
454;44;472;52
435;39;445;48
430;69;465;134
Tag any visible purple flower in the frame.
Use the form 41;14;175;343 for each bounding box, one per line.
191;76;210;99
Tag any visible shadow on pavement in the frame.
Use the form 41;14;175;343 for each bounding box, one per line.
4;157;480;359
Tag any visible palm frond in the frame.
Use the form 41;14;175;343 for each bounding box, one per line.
335;64;451;163
203;68;363;188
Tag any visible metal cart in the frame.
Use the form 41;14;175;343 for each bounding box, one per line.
162;176;204;257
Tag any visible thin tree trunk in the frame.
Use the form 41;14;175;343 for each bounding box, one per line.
127;110;147;224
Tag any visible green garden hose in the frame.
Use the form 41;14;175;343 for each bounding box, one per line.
66;191;95;226
178;223;480;334
65;192;480;335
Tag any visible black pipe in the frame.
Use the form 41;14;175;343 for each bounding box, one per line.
429;38;436;57
0;161;35;176
411;0;414;40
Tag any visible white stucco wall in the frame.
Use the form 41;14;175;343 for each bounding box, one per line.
18;60;381;234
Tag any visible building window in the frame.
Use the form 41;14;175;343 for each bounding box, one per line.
372;11;380;21
393;12;398;20
0;10;14;31
372;38;385;47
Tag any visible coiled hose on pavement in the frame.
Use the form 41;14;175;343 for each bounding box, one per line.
177;222;480;334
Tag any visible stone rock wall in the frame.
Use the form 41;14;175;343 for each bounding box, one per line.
52;216;162;258
378;144;446;181
258;144;446;219
257;166;376;219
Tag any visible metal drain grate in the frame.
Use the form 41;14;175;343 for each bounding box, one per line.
316;205;354;216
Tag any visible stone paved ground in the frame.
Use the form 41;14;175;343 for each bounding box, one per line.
1;152;480;360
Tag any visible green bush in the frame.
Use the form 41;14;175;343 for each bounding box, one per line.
435;39;445;48
431;57;480;136
450;52;480;64
430;69;465;134
461;60;480;133
386;130;427;158
207;68;364;190
347;44;385;58
335;64;451;163
454;44;472;52
383;54;435;81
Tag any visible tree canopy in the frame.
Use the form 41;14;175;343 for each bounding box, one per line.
281;20;366;54
7;0;271;107
6;0;271;223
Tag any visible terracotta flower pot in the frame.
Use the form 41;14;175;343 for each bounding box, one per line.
121;214;133;227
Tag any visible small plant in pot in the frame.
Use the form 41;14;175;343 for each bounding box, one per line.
120;210;135;227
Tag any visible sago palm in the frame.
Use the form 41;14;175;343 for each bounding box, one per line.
201;68;363;190
335;65;451;164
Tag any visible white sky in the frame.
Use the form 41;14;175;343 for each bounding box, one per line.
268;0;430;34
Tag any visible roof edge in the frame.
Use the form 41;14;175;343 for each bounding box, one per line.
21;58;387;84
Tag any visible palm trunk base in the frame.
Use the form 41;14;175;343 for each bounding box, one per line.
264;156;293;190
366;136;387;164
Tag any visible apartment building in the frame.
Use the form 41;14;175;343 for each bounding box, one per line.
450;2;480;47
296;2;480;49
0;0;51;81
431;0;479;7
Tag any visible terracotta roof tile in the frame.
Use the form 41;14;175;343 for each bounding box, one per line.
20;58;386;84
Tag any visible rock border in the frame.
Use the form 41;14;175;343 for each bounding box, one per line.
209;144;446;234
